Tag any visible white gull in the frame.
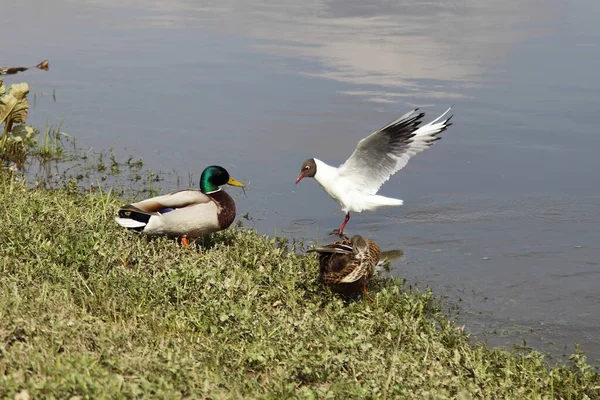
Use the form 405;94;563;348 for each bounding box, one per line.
295;107;453;235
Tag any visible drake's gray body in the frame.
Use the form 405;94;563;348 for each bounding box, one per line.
117;189;236;238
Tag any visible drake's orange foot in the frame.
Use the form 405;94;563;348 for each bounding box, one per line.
181;237;189;248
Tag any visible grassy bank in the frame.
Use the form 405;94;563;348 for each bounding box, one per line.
0;171;598;399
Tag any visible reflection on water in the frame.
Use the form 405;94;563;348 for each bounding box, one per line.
77;0;562;101
292;218;318;226
5;0;600;363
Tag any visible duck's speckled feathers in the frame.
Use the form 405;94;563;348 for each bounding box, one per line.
310;235;380;300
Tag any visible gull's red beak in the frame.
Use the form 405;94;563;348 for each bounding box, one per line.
295;171;307;185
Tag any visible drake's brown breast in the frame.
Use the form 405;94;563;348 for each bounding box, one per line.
209;190;237;229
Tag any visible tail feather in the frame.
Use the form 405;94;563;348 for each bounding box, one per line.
114;217;147;229
115;205;153;231
355;195;403;211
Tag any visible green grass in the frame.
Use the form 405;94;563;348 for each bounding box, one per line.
34;121;69;162
0;171;598;399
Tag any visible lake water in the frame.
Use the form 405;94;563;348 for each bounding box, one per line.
5;0;600;363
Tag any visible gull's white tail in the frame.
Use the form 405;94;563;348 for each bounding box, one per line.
351;194;403;212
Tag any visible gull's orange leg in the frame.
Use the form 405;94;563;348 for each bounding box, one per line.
362;282;374;303
334;212;351;237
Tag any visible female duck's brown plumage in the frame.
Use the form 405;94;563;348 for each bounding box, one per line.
310;235;380;302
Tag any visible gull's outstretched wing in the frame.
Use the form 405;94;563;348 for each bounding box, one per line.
338;108;453;194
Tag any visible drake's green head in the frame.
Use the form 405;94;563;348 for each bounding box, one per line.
200;165;245;193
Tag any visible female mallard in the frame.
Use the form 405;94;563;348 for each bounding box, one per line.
115;165;245;246
310;235;380;302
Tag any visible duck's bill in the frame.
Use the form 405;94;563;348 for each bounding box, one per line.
227;177;245;187
295;172;307;184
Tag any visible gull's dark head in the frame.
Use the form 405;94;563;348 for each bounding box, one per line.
296;158;317;184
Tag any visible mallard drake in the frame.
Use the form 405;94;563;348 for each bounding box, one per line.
115;165;245;247
309;235;381;302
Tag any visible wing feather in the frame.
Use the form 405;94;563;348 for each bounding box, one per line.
338;262;368;283
130;190;212;213
309;242;354;255
338;108;453;194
